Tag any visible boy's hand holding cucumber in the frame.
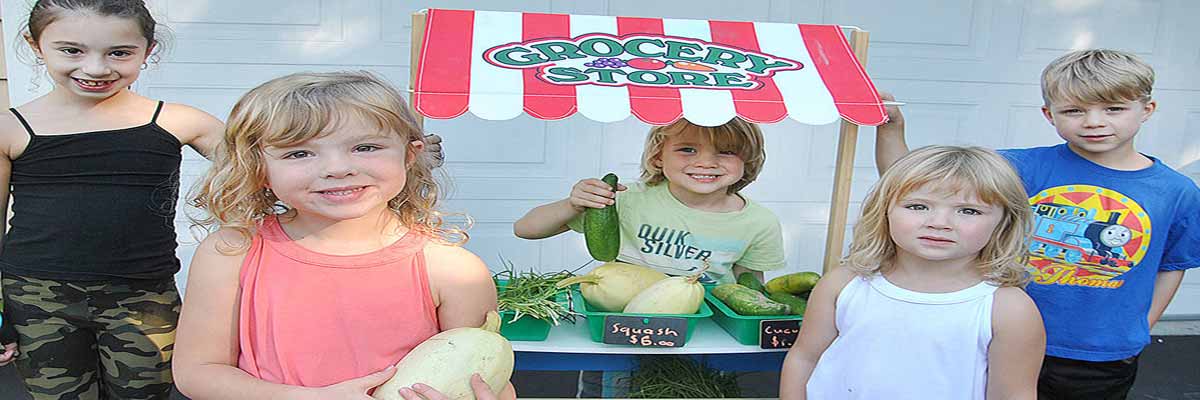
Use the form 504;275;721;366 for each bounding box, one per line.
568;174;627;212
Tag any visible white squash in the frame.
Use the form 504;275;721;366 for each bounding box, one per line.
555;262;667;312
373;311;513;400
622;271;705;314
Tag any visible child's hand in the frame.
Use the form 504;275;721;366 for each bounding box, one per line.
0;342;18;367
568;178;626;212
423;133;444;168
397;374;497;400
878;91;905;132
311;366;396;400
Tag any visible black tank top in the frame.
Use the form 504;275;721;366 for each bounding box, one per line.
0;101;184;280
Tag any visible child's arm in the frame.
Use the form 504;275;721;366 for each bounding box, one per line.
873;92;908;175
174;229;395;400
0;115;19;365
420;243;517;400
513;178;625;239
779;266;855;400
985;287;1045;400
157;103;226;159
1148;270;1185;328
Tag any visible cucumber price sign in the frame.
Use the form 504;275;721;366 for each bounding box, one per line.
760;319;801;349
484;33;803;90
602;315;688;347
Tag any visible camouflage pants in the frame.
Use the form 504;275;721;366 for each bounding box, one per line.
1;274;180;400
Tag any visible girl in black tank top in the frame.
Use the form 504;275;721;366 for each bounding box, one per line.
0;2;225;399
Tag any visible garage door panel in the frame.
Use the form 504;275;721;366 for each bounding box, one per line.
158;0;336;40
605;0;772;22
829;0;990;59
1018;0;1163;58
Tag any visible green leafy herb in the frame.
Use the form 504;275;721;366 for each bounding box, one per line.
628;355;741;398
493;258;580;326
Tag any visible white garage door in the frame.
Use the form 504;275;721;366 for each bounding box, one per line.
4;0;1198;317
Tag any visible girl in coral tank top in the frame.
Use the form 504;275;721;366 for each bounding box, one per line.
172;71;513;400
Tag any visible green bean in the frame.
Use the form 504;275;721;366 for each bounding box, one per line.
628;356;741;398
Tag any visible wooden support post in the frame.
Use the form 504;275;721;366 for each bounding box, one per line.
409;11;427;128
821;29;870;274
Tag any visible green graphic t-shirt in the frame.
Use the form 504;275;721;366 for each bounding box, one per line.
569;182;785;284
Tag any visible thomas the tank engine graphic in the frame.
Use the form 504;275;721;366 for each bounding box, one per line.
1029;203;1132;273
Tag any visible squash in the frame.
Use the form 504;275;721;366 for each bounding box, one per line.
556;262;667;312
373;311;513;400
622;271;705;314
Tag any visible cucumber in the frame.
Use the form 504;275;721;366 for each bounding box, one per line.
765;272;821;295
711;283;791;316
736;272;766;294
767;292;808;316
584;173;620;262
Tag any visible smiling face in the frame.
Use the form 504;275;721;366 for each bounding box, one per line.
1042;98;1155;163
30;11;153;100
1098;224;1132;248
653;128;746;204
887;185;1004;267
262;113;420;224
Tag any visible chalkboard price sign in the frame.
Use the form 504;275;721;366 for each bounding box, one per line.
759;319;801;349
601;315;688;347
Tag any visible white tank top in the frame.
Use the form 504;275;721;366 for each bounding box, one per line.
806;274;997;400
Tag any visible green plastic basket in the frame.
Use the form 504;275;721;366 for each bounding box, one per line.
572;289;713;344
495;280;569;341
705;287;802;345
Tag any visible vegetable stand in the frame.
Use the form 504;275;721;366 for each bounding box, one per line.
407;7;886;370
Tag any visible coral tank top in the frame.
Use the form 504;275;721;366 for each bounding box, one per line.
237;217;440;387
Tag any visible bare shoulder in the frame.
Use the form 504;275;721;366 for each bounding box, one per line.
190;228;254;275
156;102;224;142
992;286;1042;328
0;110;31;159
423;240;490;279
802;265;859;308
817;265;859;293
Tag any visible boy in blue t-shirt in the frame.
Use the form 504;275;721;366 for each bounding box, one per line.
874;49;1200;399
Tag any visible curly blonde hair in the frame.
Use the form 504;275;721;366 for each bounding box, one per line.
191;71;465;251
844;145;1033;287
639;118;766;194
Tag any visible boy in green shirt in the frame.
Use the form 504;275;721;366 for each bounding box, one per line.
515;117;785;284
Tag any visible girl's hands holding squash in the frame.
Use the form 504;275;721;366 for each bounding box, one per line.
309;366;397;400
397;374;497;400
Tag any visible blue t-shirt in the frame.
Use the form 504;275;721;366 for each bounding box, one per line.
1001;144;1200;361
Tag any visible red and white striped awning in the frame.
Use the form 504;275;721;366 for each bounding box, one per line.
413;9;887;127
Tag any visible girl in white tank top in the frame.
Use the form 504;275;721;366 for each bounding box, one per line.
779;146;1047;399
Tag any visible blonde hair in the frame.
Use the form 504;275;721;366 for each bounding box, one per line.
845;146;1033;287
1041;49;1155;106
191;71;465;251
639;118;766;194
